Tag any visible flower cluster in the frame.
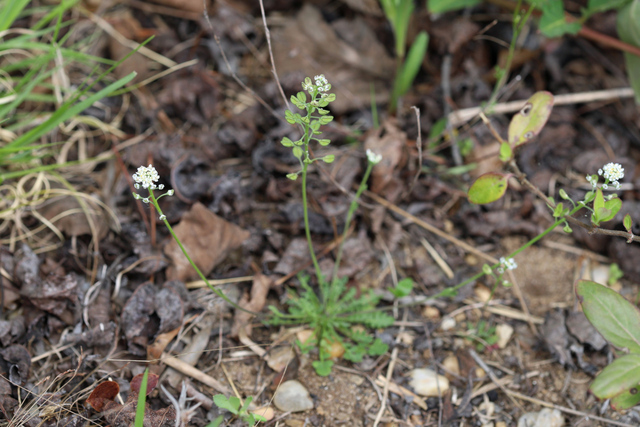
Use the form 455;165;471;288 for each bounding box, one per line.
599;162;624;189
132;164;174;209
301;74;331;96
497;257;517;274
586;163;624;190
133;164;163;190
366;149;382;165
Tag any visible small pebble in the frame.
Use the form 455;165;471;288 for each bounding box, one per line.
273;380;314;412
422;306;441;320
409;368;450;397
517;408;563;427
441;317;456;331
474;284;492;302
442;354;460;377
496;323;514;349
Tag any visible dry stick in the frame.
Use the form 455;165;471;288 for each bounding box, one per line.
448;87;635;126
161;352;230;395
257;0;290;111
404;106;424;197
373;309;407;427
469;350;635;427
365;190;536;332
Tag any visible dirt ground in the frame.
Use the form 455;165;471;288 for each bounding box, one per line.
2;0;640;426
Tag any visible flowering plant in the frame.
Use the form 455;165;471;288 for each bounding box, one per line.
269;76;395;376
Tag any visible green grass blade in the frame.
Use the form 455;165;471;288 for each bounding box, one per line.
134;369;149;427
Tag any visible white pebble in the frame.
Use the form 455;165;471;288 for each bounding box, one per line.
409;368;450;397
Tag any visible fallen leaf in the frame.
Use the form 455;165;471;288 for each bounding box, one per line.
272;5;395;114
231;274;271;337
164;202;250;281
364;119;406;194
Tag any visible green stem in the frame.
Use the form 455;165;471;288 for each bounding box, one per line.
330;162;374;286
148;190;258;316
301;161;324;284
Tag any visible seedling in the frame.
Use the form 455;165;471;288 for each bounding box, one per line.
207;395;267;426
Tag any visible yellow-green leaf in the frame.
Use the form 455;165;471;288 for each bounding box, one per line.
507;92;554;146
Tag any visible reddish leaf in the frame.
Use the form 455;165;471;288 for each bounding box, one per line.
131;372;159;396
87;381;120;411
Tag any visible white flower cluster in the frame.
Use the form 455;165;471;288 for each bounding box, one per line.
302;74;331;94
314;75;330;92
366;149;382;165
598;162;624;190
133;164;164;190
497;257;517;273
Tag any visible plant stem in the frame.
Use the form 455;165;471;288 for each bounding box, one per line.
300;161;324;283
148;190;258;316
330;162;374;286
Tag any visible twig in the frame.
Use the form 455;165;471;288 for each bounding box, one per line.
161;352;230;394
449;87;635;126
257;0;290;111
404;106;424;197
468;349;524;412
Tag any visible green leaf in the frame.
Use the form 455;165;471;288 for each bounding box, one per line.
134;369;149;427
206;416;225;427
609;263;624;285
368;338;388;356
468;172;509;204
539;0;582;37
213;394;240;414
499;142;513;162
297;91;307;103
395;31;428;96
602;197;622;222
390;278;413;297
323;154;335;163
590;354;640;410
292;146;303;159
319;115;334;125
576;280;640;353
312;360;334;376
281;136;294;147
618;1;640;103
624;213;633;232
285;109;296;124
427;0;481;14
344;344;366;362
317;138;331;146
239;396;253;415
286;173;298;180
586;0;631;16
553;202;564;218
507;91;554;146
559;189;569;200
325;93;336;102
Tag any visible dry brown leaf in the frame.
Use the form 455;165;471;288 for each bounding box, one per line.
364;118;406;194
272;5;395;114
36;194;110;239
164;202;250;281
231;274;271;337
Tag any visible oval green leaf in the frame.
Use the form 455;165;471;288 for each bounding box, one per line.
507;92;554;146
590;354;640;410
576;280;640;353
468;172;509;204
624;213;633;232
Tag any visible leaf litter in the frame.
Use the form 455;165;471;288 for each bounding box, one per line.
1;1;640;426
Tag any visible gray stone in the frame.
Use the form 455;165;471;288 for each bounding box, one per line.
517;408;563;427
273;380;314;412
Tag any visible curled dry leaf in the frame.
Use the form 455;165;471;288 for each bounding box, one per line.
86;381;120;412
164;202;250;281
231;274;271;337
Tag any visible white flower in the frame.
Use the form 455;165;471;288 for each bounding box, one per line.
499;257;517;271
602;184;608;189
366;149;382;165
132;164;160;190
601;162;624;182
